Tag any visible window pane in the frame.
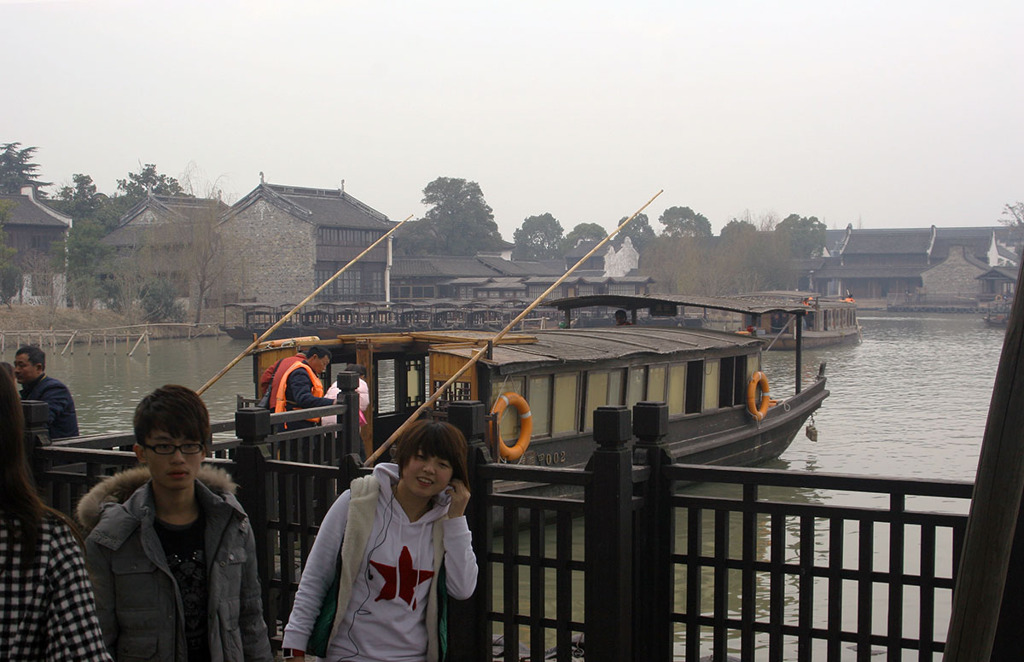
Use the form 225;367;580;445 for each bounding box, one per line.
668;364;685;415
647;365;666;404
528;376;551;437
627;367;646;410
608;370;625;406
584;371;609;431
704;359;720;409
552;373;579;434
685;360;703;414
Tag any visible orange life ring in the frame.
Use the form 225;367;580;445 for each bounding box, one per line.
491;392;533;461
746;371;771;421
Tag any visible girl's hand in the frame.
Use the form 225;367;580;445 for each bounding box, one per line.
446;479;471;518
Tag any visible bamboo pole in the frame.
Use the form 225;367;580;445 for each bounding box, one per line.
128;331;147;357
365;190;663;466
195;216;411;396
60;330;78;356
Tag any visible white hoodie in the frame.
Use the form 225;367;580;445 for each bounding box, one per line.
283;463;477;661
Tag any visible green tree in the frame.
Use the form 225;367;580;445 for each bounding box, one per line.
618;212;656;251
0;143;51;195
513;213;564;260
62;219;113;309
561;222;606;253
54;173;103;219
399;177;503;256
140;278;186;322
116;164;186;204
776;214;826;258
659;206;712;238
719;219;758;243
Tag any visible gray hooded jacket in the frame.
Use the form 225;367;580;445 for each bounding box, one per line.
77;465;272;662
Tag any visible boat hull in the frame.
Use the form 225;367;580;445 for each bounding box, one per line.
500;376;828;470
768;327;862;351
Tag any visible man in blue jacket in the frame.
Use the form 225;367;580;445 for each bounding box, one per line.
14;345;79;439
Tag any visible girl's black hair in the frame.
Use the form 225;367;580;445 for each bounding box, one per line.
392;420;469;486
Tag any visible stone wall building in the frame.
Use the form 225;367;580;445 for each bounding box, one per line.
219;180;395;305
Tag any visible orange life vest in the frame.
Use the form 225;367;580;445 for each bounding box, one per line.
273;361;325;424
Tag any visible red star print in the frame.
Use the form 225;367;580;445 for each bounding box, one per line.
369;546;435;609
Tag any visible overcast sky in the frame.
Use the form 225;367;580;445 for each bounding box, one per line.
5;0;1023;239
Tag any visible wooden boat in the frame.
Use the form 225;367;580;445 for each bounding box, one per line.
983;300;1011;328
698;291;861;351
251;294;829;470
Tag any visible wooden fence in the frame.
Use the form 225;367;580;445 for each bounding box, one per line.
26;391;972;662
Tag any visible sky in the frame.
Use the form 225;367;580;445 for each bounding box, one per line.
4;0;1023;240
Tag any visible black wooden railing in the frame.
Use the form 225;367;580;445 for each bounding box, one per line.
24;392;971;662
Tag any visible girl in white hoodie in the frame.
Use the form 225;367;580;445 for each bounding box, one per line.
282;420;477;661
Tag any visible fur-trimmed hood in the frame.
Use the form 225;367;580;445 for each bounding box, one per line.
76;464;238;535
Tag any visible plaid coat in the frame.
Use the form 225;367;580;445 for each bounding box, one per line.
0;514;111;661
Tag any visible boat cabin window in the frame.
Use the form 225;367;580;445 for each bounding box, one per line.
627;367;647;410
584;371;609;432
647;365;667;403
377;359;396;414
583;369;626;431
552;373;579;435
405;358;426;409
685;360;703;414
704;359;720;410
667;364;686;415
719;357;736;407
528;376;552;436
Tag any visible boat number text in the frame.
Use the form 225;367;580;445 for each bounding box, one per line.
533;451;566;466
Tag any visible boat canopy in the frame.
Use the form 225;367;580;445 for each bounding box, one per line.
431;326;763;376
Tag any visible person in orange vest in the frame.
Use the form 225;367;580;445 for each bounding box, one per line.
258;350;307;399
273;346;335;431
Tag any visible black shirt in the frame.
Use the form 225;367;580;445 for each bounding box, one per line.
155;511;210;662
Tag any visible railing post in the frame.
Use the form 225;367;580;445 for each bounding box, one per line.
586;405;633;662
333;371;361;461
445;400;491;662
233;407;274;639
632;401;673;661
22;400;51;490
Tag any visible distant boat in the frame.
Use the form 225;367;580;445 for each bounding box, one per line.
983;299;1011;328
730;291;862;351
252;294;829;471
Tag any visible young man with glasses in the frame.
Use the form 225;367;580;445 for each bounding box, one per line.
77;385;272;662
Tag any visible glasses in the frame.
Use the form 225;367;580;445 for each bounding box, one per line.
142;442;205;455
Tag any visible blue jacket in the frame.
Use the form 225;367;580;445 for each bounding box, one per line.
20;374;79;439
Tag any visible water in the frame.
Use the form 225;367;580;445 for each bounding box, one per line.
763;311;1004;482
10;311;1005;474
7;335;255;435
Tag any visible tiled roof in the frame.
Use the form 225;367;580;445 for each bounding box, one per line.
811;264;928;279
0;193;70;228
225;182;394;231
391;256;501;278
842;228;933;255
475;255;563;277
268;184;393;230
